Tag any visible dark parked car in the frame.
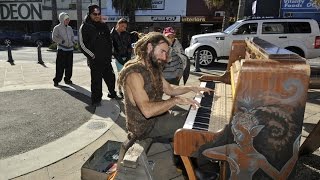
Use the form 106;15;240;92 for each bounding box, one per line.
0;29;26;45
27;31;52;46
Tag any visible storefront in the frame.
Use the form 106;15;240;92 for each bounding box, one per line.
0;0;89;33
181;16;223;48
102;0;187;40
280;0;320;22
135;15;181;35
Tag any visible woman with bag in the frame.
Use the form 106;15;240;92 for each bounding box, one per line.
162;27;188;85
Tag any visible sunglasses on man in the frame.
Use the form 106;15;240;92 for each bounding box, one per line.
92;12;101;16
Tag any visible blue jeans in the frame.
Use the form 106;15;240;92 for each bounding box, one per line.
115;59;124;72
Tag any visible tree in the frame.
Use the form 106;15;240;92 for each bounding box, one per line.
51;0;58;29
111;0;152;31
76;0;82;32
237;0;246;20
203;0;236;30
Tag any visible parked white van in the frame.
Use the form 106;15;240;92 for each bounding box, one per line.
185;18;320;66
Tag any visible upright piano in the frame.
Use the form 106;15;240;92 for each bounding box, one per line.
174;37;310;180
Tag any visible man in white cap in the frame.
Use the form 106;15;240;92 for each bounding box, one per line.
52;12;76;87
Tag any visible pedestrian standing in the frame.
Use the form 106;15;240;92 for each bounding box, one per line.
110;18;132;98
110;18;132;72
162;27;188;85
79;4;122;106
52;12;75;87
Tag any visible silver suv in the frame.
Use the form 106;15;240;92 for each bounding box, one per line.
185;18;320;66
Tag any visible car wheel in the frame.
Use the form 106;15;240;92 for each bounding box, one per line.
285;47;305;58
4;39;11;45
194;46;217;67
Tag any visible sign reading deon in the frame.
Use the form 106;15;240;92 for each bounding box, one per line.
0;2;42;20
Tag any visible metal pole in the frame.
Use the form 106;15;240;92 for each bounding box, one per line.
7;43;14;64
37;43;44;65
194;50;201;72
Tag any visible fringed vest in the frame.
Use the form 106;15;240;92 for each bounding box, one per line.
120;63;163;140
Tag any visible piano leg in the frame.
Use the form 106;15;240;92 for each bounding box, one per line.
219;161;227;180
181;156;197;180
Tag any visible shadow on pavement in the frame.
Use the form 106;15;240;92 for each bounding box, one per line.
303;122;317;133
307;90;320;105
295;153;320;179
61;84;95;113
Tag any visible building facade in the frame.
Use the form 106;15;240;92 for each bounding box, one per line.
0;0;104;32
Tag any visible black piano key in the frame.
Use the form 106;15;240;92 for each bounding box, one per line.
185;81;216;131
192;127;208;131
196;114;210;119
196;109;211;118
193;122;209;129
205;81;215;89
200;96;212;103
200;101;212;107
195;116;209;123
197;107;211;114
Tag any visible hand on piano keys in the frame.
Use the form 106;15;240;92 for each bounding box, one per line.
190;84;214;97
174;82;214;110
174;96;201;110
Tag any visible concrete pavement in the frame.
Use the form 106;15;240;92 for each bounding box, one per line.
0;48;319;179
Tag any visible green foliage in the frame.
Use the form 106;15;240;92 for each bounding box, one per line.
48;42;57;50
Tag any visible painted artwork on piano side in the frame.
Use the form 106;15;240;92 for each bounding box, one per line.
202;78;306;180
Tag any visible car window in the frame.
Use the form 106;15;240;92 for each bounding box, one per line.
234;23;258;35
224;21;241;34
262;22;286;34
288;22;311;33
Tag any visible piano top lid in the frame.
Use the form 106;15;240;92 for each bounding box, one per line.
247;37;305;62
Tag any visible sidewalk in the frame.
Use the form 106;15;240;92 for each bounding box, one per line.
0;58;319;180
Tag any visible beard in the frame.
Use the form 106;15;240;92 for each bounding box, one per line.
148;50;166;71
147;50;166;79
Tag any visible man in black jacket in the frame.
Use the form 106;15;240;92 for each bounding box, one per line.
79;4;122;106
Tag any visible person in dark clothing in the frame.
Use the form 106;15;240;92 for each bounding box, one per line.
110;18;132;72
79;4;122;106
130;31;140;45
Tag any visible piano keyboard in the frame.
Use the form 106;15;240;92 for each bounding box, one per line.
183;81;215;131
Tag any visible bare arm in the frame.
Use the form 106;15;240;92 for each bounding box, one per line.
126;73;201;118
162;77;213;96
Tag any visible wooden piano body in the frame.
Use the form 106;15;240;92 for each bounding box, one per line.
174;37;310;180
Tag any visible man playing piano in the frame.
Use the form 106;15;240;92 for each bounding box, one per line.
117;32;213;155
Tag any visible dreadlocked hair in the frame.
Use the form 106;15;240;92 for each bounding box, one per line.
117;32;170;90
134;31;170;63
